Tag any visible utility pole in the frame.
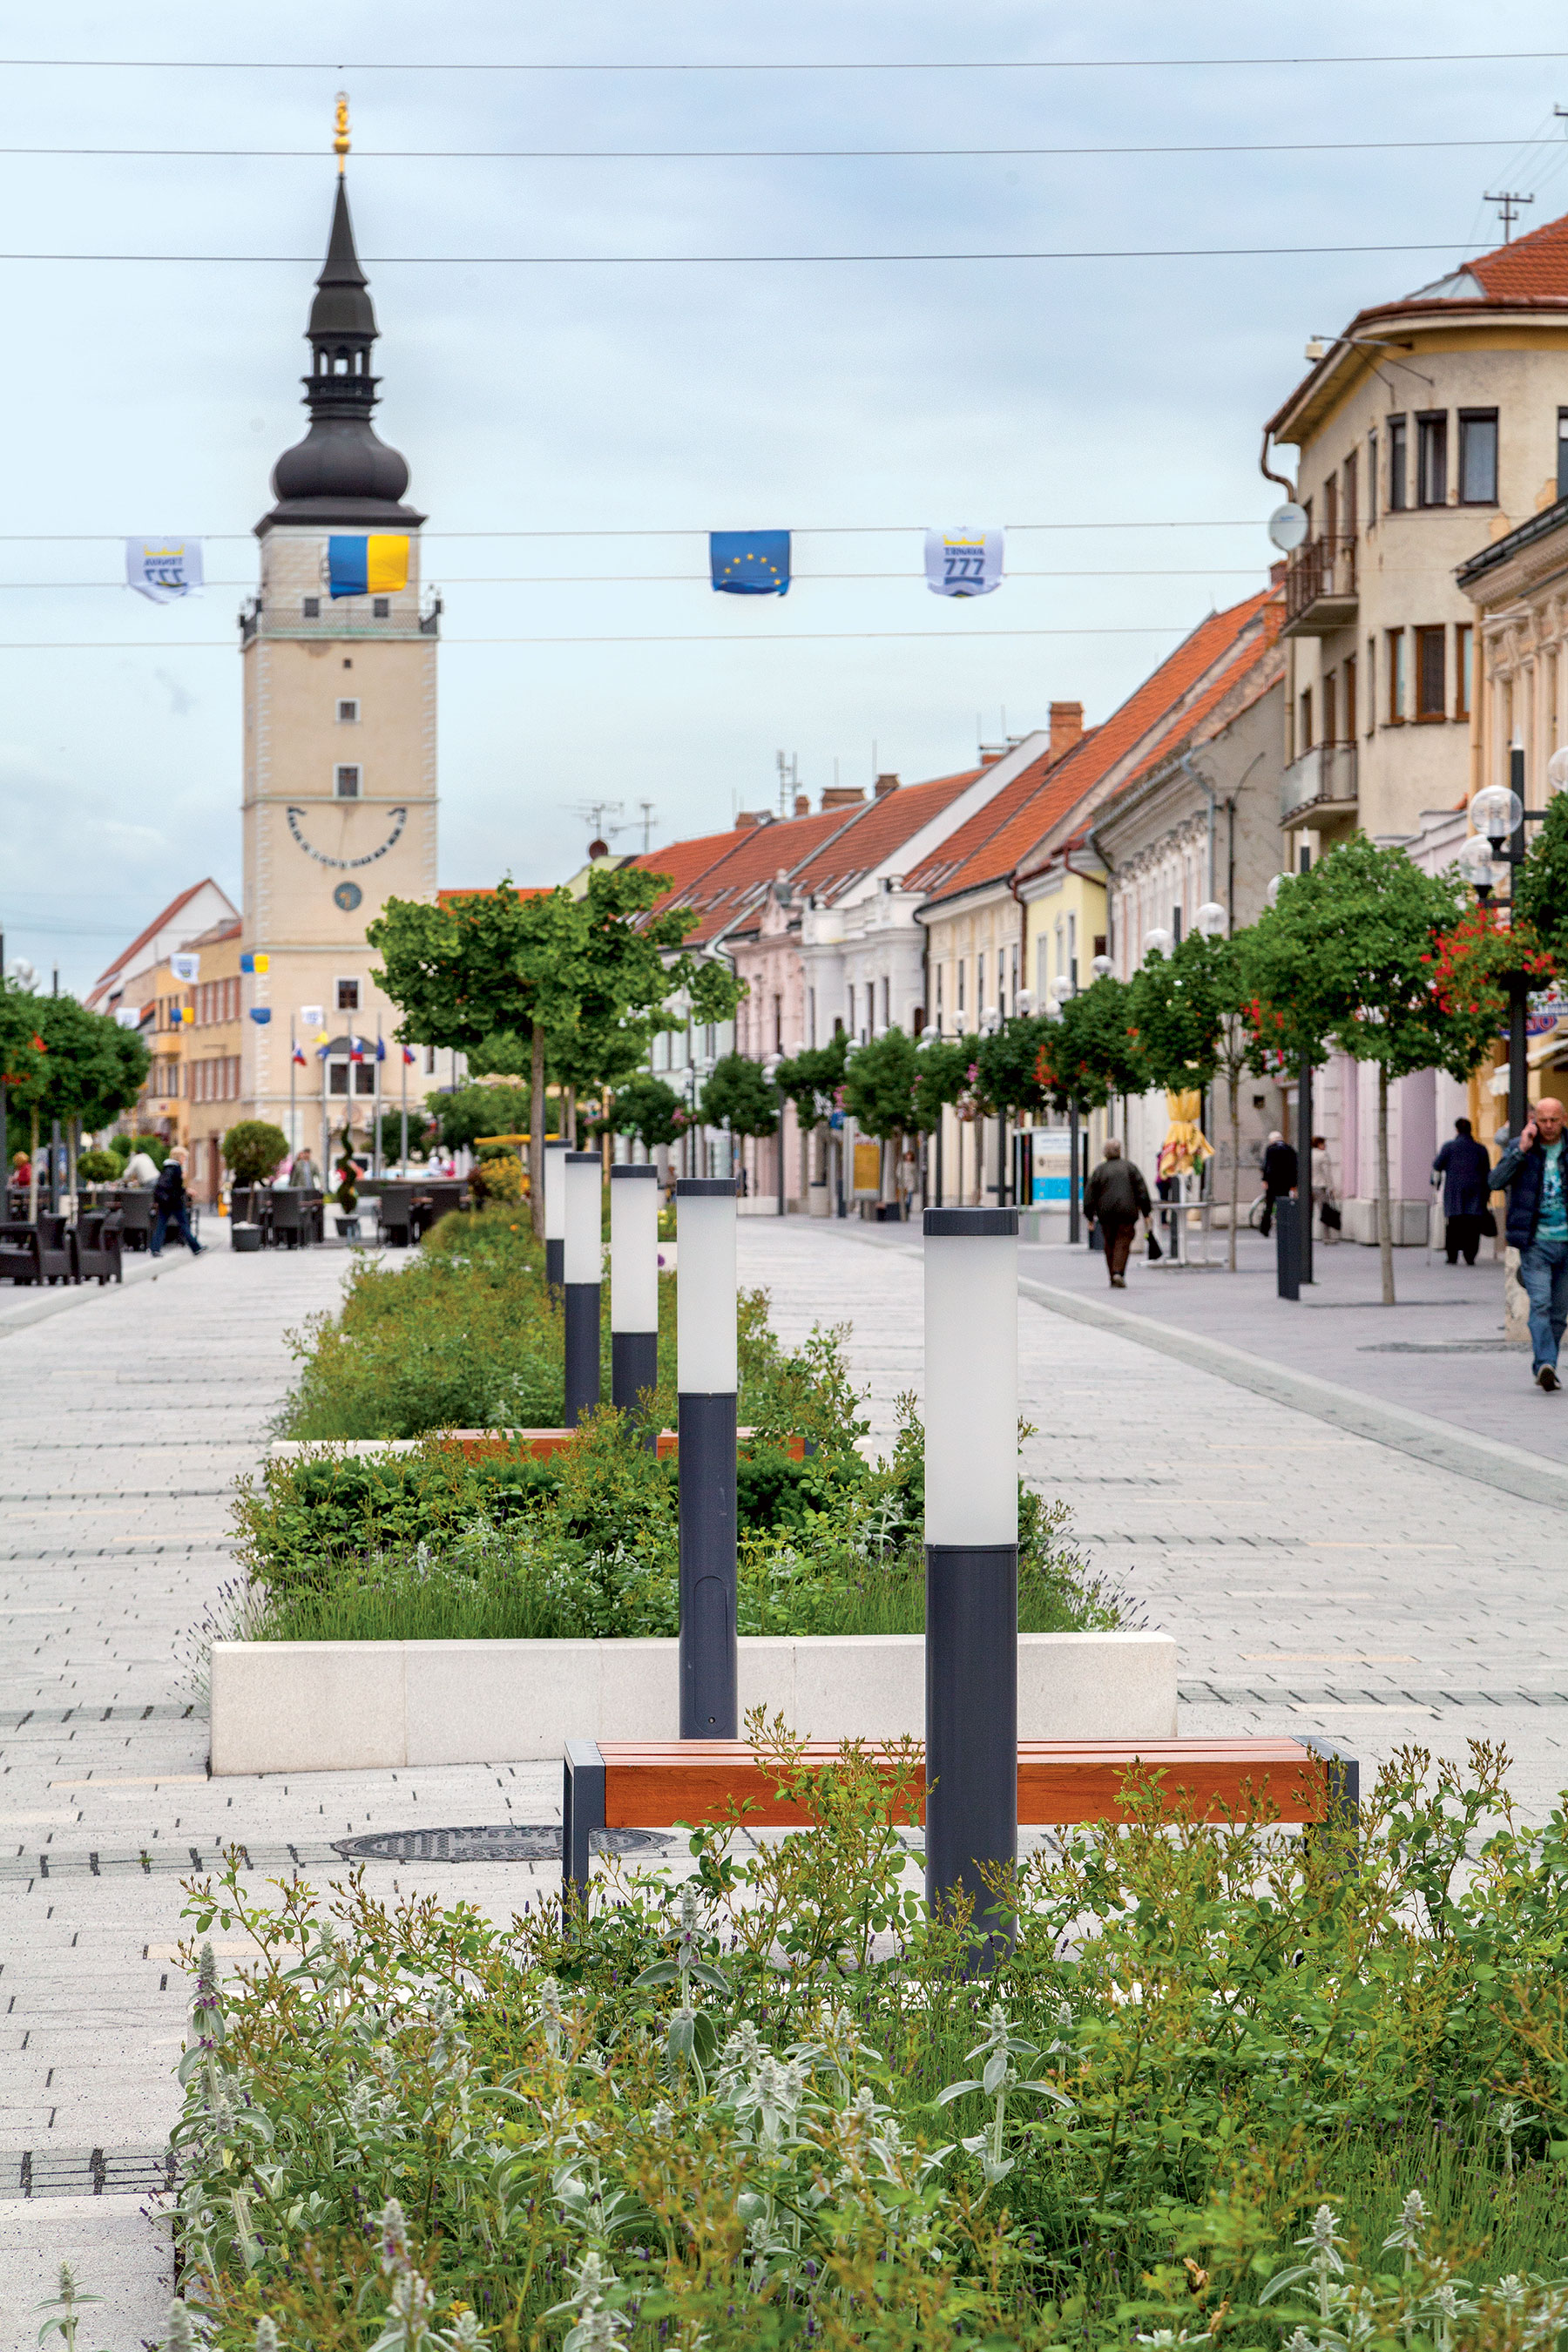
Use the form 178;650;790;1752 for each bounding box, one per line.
1485;191;1535;242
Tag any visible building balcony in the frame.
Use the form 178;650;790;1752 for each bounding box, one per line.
1282;533;1358;637
1281;742;1357;830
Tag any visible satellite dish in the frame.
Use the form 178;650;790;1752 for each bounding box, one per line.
1267;503;1309;554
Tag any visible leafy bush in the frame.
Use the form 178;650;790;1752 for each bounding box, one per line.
77;1147;121;1181
172;1740;1568;2348
222;1119;289;1185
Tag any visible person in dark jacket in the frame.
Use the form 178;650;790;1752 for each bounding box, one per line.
1258;1131;1299;1238
1432;1116;1492;1266
1492;1097;1567;1389
150;1146;203;1259
1083;1139;1152;1288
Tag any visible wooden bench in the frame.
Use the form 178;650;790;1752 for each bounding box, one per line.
436;1427;807;1463
562;1734;1358;1900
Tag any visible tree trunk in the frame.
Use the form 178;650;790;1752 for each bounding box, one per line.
1227;1066;1240;1274
564;1085;576;1152
1376;1061;1396;1307
28;1107;38;1224
530;1020;546;1240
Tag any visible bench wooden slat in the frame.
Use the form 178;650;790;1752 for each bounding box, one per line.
563;1735;1360;1889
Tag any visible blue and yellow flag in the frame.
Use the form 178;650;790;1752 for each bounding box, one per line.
710;531;790;596
328;535;409;600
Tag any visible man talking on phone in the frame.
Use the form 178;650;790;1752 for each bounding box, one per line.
1492;1097;1568;1391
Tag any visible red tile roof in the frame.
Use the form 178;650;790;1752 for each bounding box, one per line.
653;808;860;946
910;740;1105;909
787;769;983;905
87;880;223;1004
1464;209;1568;301
1013;591;1275;882
625;827;754;909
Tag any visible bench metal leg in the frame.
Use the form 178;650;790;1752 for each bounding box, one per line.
563;1739;606;1909
1301;1736;1360;1865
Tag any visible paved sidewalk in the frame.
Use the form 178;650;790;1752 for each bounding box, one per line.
1021;1220;1565;1465
1;1211;1565;2341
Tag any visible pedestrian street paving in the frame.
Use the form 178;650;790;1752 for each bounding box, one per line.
2;1213;1565;2342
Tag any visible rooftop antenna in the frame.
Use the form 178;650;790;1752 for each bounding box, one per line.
334;91;350;177
573;797;625;849
775;749;798;818
1485;189;1534;241
638;799;656;853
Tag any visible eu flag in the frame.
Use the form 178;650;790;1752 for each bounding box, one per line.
710;531;790;597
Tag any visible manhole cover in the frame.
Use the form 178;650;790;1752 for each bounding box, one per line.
330;1823;669;1864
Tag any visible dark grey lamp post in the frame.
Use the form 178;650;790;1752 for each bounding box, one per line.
544;1138;570;1290
924;1203;1018;1970
1467;747;1551;1142
677;1175;740;1736
610;1162;659;1417
562;1150;603;1425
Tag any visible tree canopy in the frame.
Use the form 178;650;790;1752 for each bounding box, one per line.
1;985;149;1133
774;1032;848;1128
606;1073;687;1150
700;1051;779;1139
1033;977;1146;1112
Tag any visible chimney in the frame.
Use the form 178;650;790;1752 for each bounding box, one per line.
1047;701;1084;764
735;809;774;830
873;772;900;798
821;786;867;810
794;793;810;817
978;743;1005;765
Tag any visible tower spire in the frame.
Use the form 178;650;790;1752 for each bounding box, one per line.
259;126;422;531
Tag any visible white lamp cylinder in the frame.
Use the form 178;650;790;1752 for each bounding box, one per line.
923;1225;1018;1548
544;1138;570;1288
676;1177;740;1737
610;1164;659;1419
676;1184;739;1396
562;1151;602;1423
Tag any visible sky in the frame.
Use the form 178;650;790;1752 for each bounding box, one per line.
7;3;1568;992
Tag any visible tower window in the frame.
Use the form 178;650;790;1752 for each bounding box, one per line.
302;596;321;618
373;596;390;618
336;699;360;723
335;764;361;799
337;979;361;1011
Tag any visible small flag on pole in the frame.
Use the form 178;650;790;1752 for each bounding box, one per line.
248;1007;272;1026
169;953;199;983
402;1045;416;1065
240;951;270;975
293;1044;308;1067
375;1037;387;1062
315;1031;331;1059
924;527;1004;598
125;538;203;602
349;1037;366;1062
328;535;409;599
709;531;791;596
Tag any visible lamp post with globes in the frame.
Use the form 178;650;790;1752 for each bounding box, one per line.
1045;974;1081;1236
1464;740;1555;1143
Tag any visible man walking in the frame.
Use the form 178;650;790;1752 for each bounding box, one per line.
1432;1116;1492;1267
150;1146;204;1259
1258;1130;1298;1239
1492;1097;1568;1390
1084;1138;1152;1288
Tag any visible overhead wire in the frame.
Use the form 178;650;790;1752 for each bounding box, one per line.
0;134;1560;159
2;48;1568;70
0;239;1478;264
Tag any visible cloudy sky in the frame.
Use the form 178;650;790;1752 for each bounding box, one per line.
6;2;1568;990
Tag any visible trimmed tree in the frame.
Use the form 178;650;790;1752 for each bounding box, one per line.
607;1073;687;1152
774;1031;848;1200
1130;935;1266;1271
841;1026;932;1207
1033;977;1146;1113
1247;838;1495;1306
222;1119;290;1186
1513;787;1568;965
700;1052;779;1161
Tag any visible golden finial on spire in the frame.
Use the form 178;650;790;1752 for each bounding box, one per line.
334;91;350;177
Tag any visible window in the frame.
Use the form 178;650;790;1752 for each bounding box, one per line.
336;978;360;1011
425;1046;436;1075
1387;629;1407;721
1012;940;1021;1000
336;698;360;723
329;1062;349;1096
956;959;965;1014
1171;907;1183;945
1368;429;1379;525
1367;635;1377;733
1344;652;1357;741
302;596;321;618
1558;409;1568;501
1456;624;1473;720
355;1062;375;1095
773;993;783;1051
880;976;889;1027
1299;686;1314;754
335;764;361;799
1416;412;1448;507
1342;448;1358;540
847;983;855;1036
373;596;390;618
1415;626;1446;720
1388;416;1407;510
808;984;817;1048
1323;474;1339;543
1458;409;1498;504
1323;671;1338;746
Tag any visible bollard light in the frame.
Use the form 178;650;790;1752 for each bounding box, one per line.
562;1151;603;1425
676;1177;739;1738
544;1139;570;1289
610;1164;660;1421
923;1205;1018;1970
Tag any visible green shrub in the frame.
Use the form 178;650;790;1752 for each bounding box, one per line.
77;1147;121;1181
222;1119;288;1185
173;1740;1568;2349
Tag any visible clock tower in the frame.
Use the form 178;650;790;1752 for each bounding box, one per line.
240;104;438;1157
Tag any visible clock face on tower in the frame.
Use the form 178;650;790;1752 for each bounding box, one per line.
334;881;364;911
286;804;409;868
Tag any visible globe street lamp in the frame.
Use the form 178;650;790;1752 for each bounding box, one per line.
1466;743;1545;1140
1195;901;1227;938
1143;926;1174;959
